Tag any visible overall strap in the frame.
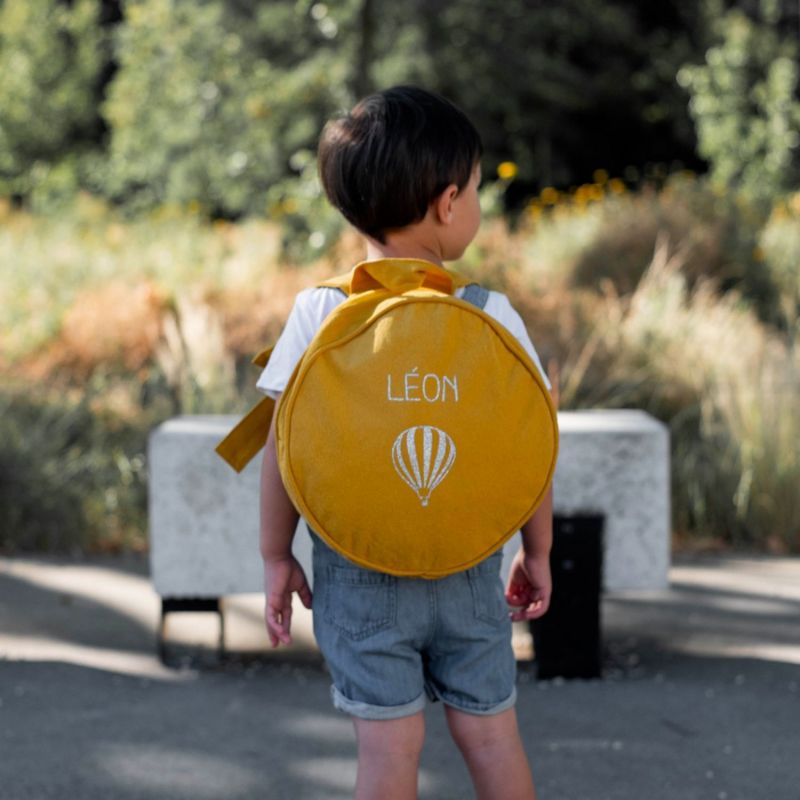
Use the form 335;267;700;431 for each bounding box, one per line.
214;342;277;471
461;283;490;310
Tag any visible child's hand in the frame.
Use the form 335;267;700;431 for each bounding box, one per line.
504;548;552;621
263;555;312;647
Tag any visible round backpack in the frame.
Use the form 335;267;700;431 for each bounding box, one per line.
271;258;558;577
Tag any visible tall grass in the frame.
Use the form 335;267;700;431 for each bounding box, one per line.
467;179;799;552
579;238;799;551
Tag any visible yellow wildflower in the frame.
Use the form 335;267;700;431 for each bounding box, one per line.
772;203;788;221
497;161;518;180
574;185;590;204
540;187;559;205
105;223;126;247
592;169;609;185
588;184;604;201
608;178;626;195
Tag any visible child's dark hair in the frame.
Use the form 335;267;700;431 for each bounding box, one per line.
318;85;483;243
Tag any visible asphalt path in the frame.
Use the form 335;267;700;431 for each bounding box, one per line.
1;552;799;799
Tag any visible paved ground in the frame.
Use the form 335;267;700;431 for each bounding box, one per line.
1;552;799;799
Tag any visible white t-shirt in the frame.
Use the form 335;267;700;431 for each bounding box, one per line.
256;285;551;398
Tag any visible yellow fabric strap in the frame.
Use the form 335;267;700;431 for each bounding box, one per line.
251;345;273;368
214;395;275;472
214;345;275;472
215;259;472;472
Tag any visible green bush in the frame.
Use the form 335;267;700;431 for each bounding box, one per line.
0;0;107;202
517;174;780;324
0;388;150;554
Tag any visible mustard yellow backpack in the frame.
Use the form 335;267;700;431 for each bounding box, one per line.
217;258;558;578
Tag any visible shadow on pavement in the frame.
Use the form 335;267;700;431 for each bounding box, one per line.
0;556;156;654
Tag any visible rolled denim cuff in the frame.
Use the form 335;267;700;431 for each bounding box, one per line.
331;686;427;720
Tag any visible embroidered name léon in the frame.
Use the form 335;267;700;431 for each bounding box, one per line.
387;368;459;403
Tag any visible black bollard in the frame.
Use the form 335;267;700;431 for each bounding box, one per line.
531;514;604;680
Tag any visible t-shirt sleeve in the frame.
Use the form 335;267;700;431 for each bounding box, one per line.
485;292;552;391
255;287;344;399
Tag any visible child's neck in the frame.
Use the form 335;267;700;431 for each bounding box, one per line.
364;235;445;268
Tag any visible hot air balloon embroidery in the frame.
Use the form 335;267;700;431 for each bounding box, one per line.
391;426;456;507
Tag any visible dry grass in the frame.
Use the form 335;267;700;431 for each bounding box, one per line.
547;235;797;550
0;194;283;363
23;281;166;381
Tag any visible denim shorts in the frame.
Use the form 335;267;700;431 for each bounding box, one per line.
310;531;517;721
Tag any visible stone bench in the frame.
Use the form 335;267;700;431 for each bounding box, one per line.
148;410;670;666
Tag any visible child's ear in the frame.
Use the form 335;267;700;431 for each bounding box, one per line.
432;184;459;225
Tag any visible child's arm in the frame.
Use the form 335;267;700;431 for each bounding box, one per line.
505;487;553;621
260;405;312;647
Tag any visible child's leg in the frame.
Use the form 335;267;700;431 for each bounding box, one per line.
353;712;425;800
445;706;536;800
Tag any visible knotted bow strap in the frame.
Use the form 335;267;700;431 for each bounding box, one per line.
214;346;275;472
214;258;473;472
321;258;472;295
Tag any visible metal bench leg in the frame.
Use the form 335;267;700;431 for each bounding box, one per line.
157;597;224;665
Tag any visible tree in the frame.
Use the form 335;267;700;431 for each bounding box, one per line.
678;0;800;204
0;0;108;205
0;0;721;228
101;0;356;219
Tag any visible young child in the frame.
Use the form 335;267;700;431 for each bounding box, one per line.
257;85;553;800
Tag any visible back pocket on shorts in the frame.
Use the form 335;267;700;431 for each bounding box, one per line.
322;565;397;640
467;556;509;624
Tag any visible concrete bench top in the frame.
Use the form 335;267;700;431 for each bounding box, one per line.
149;410;670;596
